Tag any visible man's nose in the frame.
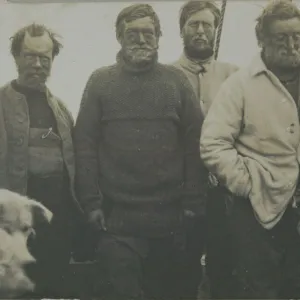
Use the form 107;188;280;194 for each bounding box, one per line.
287;35;296;49
137;32;146;44
196;23;205;34
33;57;41;68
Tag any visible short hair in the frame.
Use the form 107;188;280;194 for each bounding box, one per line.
255;0;300;46
179;0;221;32
10;23;63;58
115;3;162;40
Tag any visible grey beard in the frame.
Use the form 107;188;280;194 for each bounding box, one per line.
124;47;158;65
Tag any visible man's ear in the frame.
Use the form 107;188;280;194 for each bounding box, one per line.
30;202;53;227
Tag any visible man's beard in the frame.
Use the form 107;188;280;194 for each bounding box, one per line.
123;46;158;66
264;44;300;70
17;67;49;91
184;35;214;60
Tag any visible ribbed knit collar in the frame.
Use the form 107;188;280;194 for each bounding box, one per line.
116;50;158;74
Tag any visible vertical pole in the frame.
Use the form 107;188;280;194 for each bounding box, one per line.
214;0;227;60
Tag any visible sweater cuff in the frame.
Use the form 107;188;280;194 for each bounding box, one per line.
82;196;103;214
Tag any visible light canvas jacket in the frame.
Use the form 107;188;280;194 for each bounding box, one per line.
173;53;238;116
200;53;300;229
0;82;82;213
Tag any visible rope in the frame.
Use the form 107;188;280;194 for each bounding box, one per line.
214;0;227;60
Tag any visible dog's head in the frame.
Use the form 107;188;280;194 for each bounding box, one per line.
0;189;53;236
0;189;53;297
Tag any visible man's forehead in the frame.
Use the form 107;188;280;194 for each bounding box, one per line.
187;9;215;24
124;17;155;30
22;31;53;53
269;17;300;34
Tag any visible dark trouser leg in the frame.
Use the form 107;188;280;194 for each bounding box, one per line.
26;214;72;298
97;233;144;300
206;187;234;299
229;197;297;299
278;207;300;299
143;235;186;300
180;217;205;300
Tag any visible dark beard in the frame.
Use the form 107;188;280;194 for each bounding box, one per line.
262;46;300;71
184;46;214;60
261;50;300;83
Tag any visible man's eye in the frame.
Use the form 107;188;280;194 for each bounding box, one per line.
25;54;35;59
144;32;155;39
127;31;137;37
40;56;50;63
203;23;212;29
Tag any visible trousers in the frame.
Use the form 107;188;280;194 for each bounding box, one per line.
97;231;191;300
229;196;300;299
206;186;234;298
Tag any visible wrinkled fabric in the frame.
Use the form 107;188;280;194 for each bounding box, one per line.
200;53;300;229
97;232;188;300
229;197;300;299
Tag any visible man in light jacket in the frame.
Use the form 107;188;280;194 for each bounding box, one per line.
173;1;238;298
0;23;83;298
200;0;300;298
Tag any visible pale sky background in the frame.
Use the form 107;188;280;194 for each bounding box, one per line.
0;1;297;117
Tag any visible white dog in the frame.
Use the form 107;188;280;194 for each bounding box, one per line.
0;189;53;298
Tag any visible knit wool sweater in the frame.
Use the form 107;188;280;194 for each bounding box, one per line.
74;53;206;237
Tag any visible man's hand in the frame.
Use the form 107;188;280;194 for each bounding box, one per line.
208;172;219;188
184;209;196;218
88;209;106;231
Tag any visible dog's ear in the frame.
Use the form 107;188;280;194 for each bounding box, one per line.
30;202;53;227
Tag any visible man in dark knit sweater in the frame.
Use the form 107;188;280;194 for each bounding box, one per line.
0;24;83;297
74;4;206;300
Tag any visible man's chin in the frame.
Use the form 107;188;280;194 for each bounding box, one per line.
26;77;47;88
185;46;214;60
132;57;152;64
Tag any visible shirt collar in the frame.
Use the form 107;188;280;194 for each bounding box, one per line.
249;52;269;77
178;51;214;75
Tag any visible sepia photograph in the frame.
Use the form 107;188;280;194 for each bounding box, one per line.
0;0;300;299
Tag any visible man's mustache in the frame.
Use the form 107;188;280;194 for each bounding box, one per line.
192;36;208;42
128;47;155;50
27;71;48;77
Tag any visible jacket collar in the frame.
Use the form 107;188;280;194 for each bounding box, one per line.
6;81;71;128
177;51;214;75
249;53;269;77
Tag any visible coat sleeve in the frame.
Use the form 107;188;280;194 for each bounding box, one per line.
178;70;208;215
73;70;103;214
200;73;251;198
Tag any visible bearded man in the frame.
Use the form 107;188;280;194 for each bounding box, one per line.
173;0;238;116
173;1;238;298
0;23;82;297
74;4;207;300
200;0;300;298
